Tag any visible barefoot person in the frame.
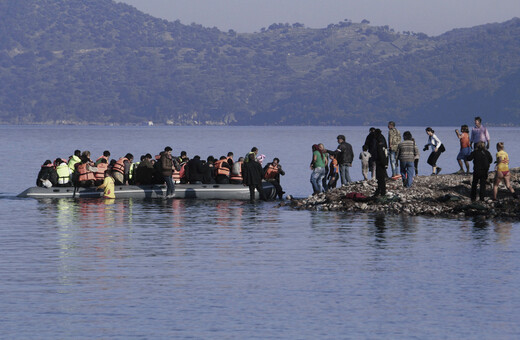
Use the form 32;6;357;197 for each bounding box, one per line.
492;142;518;200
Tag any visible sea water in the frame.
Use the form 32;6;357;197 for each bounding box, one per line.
1;125;520;338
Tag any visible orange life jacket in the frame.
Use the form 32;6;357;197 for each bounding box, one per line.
95;162;108;180
76;163;96;182
331;159;339;174
264;164;280;180
179;163;186;180
112;157;128;175
230;161;243;181
214;159;230;177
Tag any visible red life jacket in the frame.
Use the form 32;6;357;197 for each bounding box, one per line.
95;162;108;180
112;157;128;175
214;159;230;177
76;163;95;182
172;168;181;183
179;163;186;180
264;164;279;180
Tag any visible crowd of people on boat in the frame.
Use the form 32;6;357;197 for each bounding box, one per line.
35;146;286;201
34;116;517;203
311;116;518;201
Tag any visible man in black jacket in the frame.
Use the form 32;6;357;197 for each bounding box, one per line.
466;141;493;201
327;134;354;186
243;153;267;203
186;155;205;184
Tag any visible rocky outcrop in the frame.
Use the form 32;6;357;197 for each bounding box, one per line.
282;169;520;219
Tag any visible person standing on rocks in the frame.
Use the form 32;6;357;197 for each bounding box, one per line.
364;127;377;179
424;127;444;176
492;142;518;200
455;125;471;174
396;131;417;188
359;145;371;181
310;144;328;194
373;129;388;196
412;138;420;177
327;135;353;186
470;116;490;149
387;121;402;178
466;141;493;202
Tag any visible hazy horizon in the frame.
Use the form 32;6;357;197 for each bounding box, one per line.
117;0;520;36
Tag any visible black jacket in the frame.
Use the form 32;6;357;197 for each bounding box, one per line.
327;141;354;165
36;166;58;187
243;161;264;185
136;159;154;185
374;133;389;166
467;149;493;175
186;158;205;183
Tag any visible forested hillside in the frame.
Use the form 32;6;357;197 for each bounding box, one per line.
0;0;519;125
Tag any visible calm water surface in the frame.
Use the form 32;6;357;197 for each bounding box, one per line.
1;126;520;338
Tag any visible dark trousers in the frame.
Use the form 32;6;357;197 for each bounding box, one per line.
375;163;386;195
267;179;284;199
471;172;488;200
427;150;442;167
249;184;266;202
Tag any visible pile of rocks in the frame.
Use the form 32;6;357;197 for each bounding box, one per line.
281;169;520;219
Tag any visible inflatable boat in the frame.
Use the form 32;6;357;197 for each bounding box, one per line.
18;182;277;200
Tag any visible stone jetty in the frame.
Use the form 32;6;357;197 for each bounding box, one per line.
282;168;520;219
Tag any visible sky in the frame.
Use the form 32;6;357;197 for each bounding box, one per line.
117;0;520;36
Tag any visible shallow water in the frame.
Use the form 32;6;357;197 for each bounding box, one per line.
1;125;520;338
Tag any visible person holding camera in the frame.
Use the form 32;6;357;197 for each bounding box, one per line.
424;127;444;176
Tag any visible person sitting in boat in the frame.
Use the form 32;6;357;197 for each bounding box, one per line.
186;155;205;184
230;157;244;184
94;158;109;186
136;153;155;185
263;157;285;199
214;156;231;184
202;156;216;184
36;160;58;188
112;153;133;185
95;150;111;166
177;151;189;165
67;149;81;173
54;158;72;187
226;152;234;168
74;152;97;188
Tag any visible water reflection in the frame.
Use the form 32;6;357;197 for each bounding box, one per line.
494;221;512;245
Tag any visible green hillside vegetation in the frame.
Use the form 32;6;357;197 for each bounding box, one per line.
0;0;519;125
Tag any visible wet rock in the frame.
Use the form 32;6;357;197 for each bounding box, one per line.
286;168;520;220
